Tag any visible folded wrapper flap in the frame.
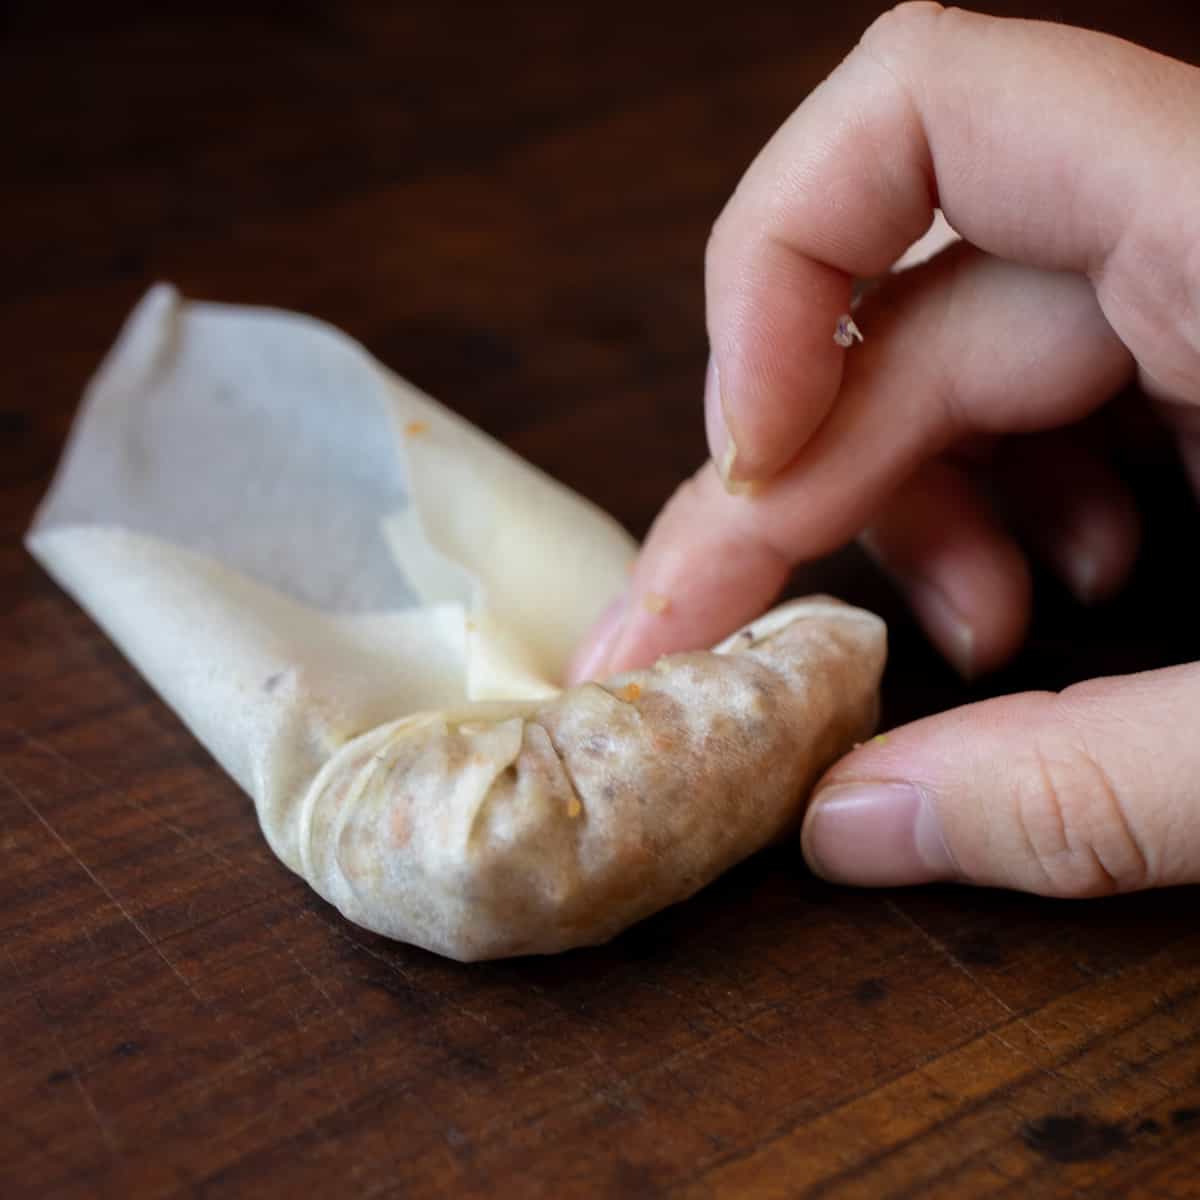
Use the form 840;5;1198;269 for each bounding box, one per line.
28;285;635;866
28;286;886;960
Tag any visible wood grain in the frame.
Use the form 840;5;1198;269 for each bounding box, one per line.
3;3;1199;1196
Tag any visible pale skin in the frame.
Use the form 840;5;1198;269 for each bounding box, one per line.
568;4;1200;897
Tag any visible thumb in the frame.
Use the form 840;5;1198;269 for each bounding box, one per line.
801;663;1200;896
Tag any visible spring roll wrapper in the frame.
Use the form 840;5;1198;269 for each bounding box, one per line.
27;286;886;960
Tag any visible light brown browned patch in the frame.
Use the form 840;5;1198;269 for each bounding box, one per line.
390;798;413;847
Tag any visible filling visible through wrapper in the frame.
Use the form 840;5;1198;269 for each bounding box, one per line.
27;286;887;960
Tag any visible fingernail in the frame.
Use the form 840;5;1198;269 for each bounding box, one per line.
912;581;976;681
567;591;628;684
802;782;957;886
703;355;741;491
1063;539;1102;605
940;608;975;681
858;532;977;681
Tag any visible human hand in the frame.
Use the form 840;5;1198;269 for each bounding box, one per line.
568;3;1200;897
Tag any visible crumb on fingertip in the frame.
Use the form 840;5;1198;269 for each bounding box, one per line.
642;592;670;615
834;315;863;348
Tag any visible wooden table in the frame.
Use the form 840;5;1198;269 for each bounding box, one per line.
4;3;1199;1196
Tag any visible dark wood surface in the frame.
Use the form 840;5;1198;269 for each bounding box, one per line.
4;3;1200;1196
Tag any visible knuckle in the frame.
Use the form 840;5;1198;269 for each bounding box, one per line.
1107;216;1200;404
862;2;947;57
854;4;949;174
1012;731;1150;898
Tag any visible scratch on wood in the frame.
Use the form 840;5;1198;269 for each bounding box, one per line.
638;976;798;1059
884;900;1014;1011
1;765;207;1008
881;1027;1200;1198
4;722;260;885
0;726;308;1015
883;899;1087;1094
259;922;360;1134
307;910;541;1062
475;1019;746;1147
3;943;120;1157
708;961;1200;1197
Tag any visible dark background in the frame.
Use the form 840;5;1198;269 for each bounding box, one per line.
3;3;1199;1197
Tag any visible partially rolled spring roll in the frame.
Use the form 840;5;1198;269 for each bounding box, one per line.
303;597;884;960
28;287;886;960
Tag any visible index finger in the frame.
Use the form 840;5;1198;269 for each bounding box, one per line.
707;1;1198;487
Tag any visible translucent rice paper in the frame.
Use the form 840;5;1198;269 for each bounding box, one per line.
28;285;636;871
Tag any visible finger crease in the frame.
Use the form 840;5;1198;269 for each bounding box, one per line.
1089;750;1151;893
1024;743;1069;894
854;36;938;211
